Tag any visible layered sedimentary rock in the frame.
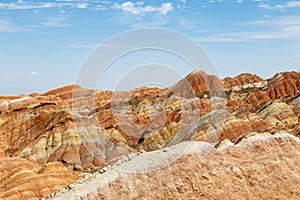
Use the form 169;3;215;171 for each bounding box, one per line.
45;133;300;200
0;70;299;199
0;93;134;171
0;157;77;199
224;73;264;89
163;70;225;98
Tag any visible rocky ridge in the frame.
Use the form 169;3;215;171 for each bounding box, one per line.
0;70;299;199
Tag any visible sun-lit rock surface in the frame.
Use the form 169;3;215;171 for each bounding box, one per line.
0;157;77;200
45;133;300;200
224;73;264;89
0;70;299;199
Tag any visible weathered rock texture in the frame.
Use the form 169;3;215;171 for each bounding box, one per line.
0;70;299;199
45;132;300;200
0;157;76;199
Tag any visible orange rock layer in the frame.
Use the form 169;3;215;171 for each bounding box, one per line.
0;157;77;200
0;70;299;199
46;133;300;200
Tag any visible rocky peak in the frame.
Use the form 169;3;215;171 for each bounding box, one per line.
223;73;263;89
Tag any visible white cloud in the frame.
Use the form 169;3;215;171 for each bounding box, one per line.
75;3;89;9
3;71;40;76
0;1;99;10
115;2;139;14
29;72;39;75
247;33;284;39
113;2;173;15
259;1;300;10
180;0;187;3
112;9;170;28
160;3;173;15
0;2;55;10
236;0;243;3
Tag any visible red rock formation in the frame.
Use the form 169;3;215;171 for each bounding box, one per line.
163;71;225;99
0;94;134;171
223;73;263;88
246;72;300;107
42;85;84;100
0;70;299;199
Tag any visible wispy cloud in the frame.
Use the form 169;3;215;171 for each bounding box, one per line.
4;72;12;76
29;72;39;75
0;19;24;32
68;42;97;49
0;2;55;10
239;16;300;40
94;5;107;11
194;36;242;42
208;0;224;3
178;18;200;30
112;2;174;15
208;0;242;4
258;1;300;10
194;16;300;42
0;1;175;15
110;8;171;28
240;16;300;26
41;15;69;27
291;54;300;58
73;3;89;9
3;72;39;76
0;1;93;10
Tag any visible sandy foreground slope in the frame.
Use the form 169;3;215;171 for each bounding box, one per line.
45;132;300;200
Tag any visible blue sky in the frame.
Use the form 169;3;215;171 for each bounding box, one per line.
0;0;300;95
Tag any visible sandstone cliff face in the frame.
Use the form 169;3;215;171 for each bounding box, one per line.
0;70;299;199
